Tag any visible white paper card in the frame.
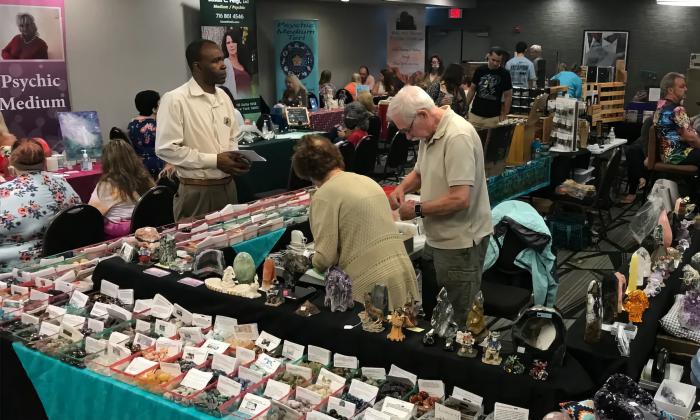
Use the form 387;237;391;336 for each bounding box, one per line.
118;289;134;305
364;408;392;420
124;357;158;375
35;277;53;288
285;363;313;380
192;313;212;328
85;337;107;354
10;284;28;295
214;315;238;335
109;343;131;359
100;280;119;298
451;387;483;406
106;304;132;321
54;280;74;293
135;320;151;333
217;375;242;397
256;331;281;352
295;386;324;405
62;314;85;328
179;326;205;344
29;289;50;302
182;346;208;365
237;393;271;417
87;318;104;333
134;333;156;349
69;290;89;308
349;379;379;403
159;361;182;377
90;302;110;319
307;345;331;365
317;368;346;392
59;323;83;342
334;353;358;369
236;346;256;364
233;323;259;341
21;313;40;325
156;337;182;357
361;367;386;381
180;368;214;391
328;396;356;418
307;411;336;420
173;304;193;325
202;338;230;355
212;353;238;375
381;397;415;416
150;304;172;319
39;321;60;337
155;319;177;338
255;353;282;375
388;364;417;386
238;365;264;384
282;340;305;361
434;403;460;420
493;403;528;420
133;299;153;314
264;379;291;401
109;331;131;345
46;304;66;318
236;149;267;162
143;267;170;278
418;379;445;399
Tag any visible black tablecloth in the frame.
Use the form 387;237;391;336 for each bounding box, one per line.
0;332;48;420
236;136;299;203
565;230;697;386
92;257;594;418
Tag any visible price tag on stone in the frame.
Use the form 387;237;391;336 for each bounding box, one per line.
381;397;415;416
118;289;134;305
217;375;242;397
361;367;386;380
21;313;40;325
212;353;238;375
39;321;60;337
69;290;89;308
54;280;74;293
282;340;305;361
434;403;461;420
179;326;204;344
238;365;264;384
109;343;132;359
418;379;445;399
85;337;107;354
155;319;177;338
237;393;271;417
160;361;181;377
124;357;158;375
201;338;229;355
135;319;151;333
100;280;119;298
451;387;483;406
255;330;281;352
254;353;281;375
192;313;212;328
29;289;50;302
87;318;104;333
318;368;346;393
173;303;193;325
349;379;379;403
235;346;256;364
182;345;208;365
327;396;356;419
180;368;214;391
264;379;291;401
307;345;331;365
134;333;156;349
333;353;358;369
285;363;313;380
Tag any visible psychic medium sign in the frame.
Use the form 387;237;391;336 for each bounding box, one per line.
0;0;71;150
201;0;260;116
274;19;319;102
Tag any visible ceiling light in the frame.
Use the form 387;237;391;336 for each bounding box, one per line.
657;0;700;6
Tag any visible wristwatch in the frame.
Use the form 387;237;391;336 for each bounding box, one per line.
414;202;423;218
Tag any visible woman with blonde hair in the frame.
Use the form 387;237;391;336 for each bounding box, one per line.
281;73;309;107
356;91;375;114
88;139;154;238
343;73;362;100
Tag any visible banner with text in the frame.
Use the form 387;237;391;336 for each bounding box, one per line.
387;7;425;77
0;0;71;150
274;19;319;102
201;0;259;116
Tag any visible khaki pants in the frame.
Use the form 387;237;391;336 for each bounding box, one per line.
468;112;500;130
173;179;238;221
421;237;490;326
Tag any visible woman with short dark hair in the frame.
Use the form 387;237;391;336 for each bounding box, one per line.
292;135;419;310
427;55;444;83
127;90;164;178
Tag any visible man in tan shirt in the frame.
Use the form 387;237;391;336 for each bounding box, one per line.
156;39;250;221
388;86;492;325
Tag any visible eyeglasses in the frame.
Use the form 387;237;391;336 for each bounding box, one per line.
399;115;416;134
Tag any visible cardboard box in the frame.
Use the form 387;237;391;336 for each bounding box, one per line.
653;379;695;419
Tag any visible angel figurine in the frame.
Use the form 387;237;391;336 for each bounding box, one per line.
387;310;407;342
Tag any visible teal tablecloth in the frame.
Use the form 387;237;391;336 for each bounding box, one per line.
232;227;286;268
13;342;210;420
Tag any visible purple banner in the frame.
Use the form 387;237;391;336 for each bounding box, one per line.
0;0;71;150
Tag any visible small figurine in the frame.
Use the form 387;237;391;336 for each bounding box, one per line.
324;266;354;312
265;284;284;307
529;359;549;381
503;355;525;374
137;246;152;264
481;331;502;366
135;227;161;263
623;290;650;323
387;310;406;342
401;297;419;328
158;234;177;266
467;291;487;341
456;331;478;358
359;293;384;333
221;266;236;289
261;258;276;291
585;280;602;344
422;329;436;346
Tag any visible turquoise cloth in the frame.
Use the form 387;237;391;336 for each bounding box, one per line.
232;227;286;268
13;342;211;420
483;200;559;306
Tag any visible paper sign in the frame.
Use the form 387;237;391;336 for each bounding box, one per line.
307;345;331;365
361;367;386;381
201;338;230;355
285;363;313;380
159;361;182;377
493;402;528;420
381;397;415;416
451;387;483;406
214;315;238;335
282;340;305;361
237;393;271;417
100;280;119;298
108;343;131;359
11;285;29;295
0;281;7;290
62;314;85;328
87;318;104;333
182;346;208;365
39;321;60;337
173;304;193;325
59;323;84;342
233;323;259;341
264;379;291;401
85;337;107;354
133;299;153;314
212;353;238;375
124;357;158;375
21;313;40;325
327;396;356;418
388;364;417;386
107;304;132;321
434;403;460;420
109;331;131;345
155;319;177;338
334;353;358;369
29;289;50;302
150;305;172;319
153;294;173;309
307;411;336;420
177;277;204;287
180;368;214;391
318;368;346;392
255;353;282;375
135;320;151;333
192;313;212;328
35;277;53;288
54;280;74;293
143;267;170;277
134;333;157;349
90;302;110;319
179;327;205;344
217;375;242;397
238;365;263;384
236;346;256;364
256;331;281;352
418;379;445;399
156;337;182;357
295;386;324;406
364;408;392;420
236;149;267;162
349;379;379;403
69;290;89;308
191;222;209;234
118;289;134;305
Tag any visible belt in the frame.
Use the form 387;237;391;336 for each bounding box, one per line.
179;177;232;186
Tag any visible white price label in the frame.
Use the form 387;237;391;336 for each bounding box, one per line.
363;408;391;420
349;379;379;404
124;357;158;375
212;353;238;375
254;353;281;375
282;340;305;361
333;353;358;369
134;333;156;349
217;375;242;397
109;331;131;345
192;313;212;328
237;393;271;417
237;365;263;384
173;303;193;325
388;364;417;386
418;379;445;399
118;289;134;305
106;304;132;321
295;386;324;406
46;304;66;319
90;302;110;319
236;346;256;364
155;337;182;357
159;361;182;377
435;403;460;420
11;285;28;295
62;314;85;328
135;319;151;333
178;326;204;344
39;321;60;337
201;338;229;355
213;315;238;335
100;280;119;298
182;345;208;365
307;345;331;365
154;319;177;338
233;323;259;341
21;313;40;325
264;379;291;401
69;290;89;308
285;363;313;380
361;367;386;381
54;280;74;293
180;368;214;391
493;402;528;420
87;318;104;333
85;337;107;354
451;387;483;406
327;397;356;419
29;289;50;302
255;331;281;352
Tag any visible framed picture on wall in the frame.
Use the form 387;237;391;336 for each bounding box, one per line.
582;30;629;69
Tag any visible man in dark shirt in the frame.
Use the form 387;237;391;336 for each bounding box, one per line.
466;48;513;129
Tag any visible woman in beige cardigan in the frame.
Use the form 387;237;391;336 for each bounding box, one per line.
292;134;419;310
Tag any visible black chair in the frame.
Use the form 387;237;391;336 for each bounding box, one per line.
338;141;356;172
42;204;105;257
480;124;516;177
130;186;175;233
253;166;312;200
335;88;354;103
376;131;410;182
353;135;379;176
368;115;381;139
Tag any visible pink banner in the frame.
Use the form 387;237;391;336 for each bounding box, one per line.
0;0;71;150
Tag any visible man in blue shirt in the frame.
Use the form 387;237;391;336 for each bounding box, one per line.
505;42;536;89
551;63;583;99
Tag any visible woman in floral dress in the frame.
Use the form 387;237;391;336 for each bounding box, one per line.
0;138;80;271
127;90;164;178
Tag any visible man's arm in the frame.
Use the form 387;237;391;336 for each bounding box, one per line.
466;84;476;108
389;169;421;210
501;89;512;120
423;185;470;215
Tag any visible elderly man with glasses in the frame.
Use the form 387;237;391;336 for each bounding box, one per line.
387;85;492;325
